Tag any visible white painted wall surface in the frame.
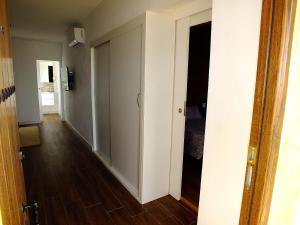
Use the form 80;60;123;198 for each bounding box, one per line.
198;0;262;224
62;43;94;145
62;0;200;146
110;26;142;195
140;12;175;203
12;38;62;124
61;0;263;223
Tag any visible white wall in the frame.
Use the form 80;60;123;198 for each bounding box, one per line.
62;0;198;145
140;12;176;203
12;38;62;124
61;0;263;224
62;42;93;144
198;0;262;225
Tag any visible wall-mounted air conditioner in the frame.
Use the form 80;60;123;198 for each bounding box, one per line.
69;28;85;47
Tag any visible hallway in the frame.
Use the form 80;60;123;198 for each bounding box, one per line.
22;118;197;225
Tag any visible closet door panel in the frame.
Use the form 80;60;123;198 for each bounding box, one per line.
110;26;142;191
94;42;111;162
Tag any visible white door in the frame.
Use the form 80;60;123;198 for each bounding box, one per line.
169;10;212;200
110;26;142;192
94;42;111;163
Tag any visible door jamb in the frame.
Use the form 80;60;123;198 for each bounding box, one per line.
36;60;43;122
36;60;63;120
239;0;298;224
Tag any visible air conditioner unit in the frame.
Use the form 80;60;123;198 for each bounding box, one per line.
69;28;85;47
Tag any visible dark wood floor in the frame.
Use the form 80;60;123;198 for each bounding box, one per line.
181;155;203;211
22;118;197;225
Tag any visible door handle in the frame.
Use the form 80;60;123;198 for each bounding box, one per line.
178;102;186;116
19;151;26;162
22;201;39;225
245;146;257;190
0;25;4;34
137;93;141;108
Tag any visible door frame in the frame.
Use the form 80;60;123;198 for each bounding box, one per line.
36;60;43;121
36;60;63;120
239;0;298;224
91;41;112;164
169;8;212;201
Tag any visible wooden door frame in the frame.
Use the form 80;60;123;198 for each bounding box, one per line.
239;0;298;224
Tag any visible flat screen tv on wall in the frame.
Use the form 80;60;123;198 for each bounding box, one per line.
64;67;74;91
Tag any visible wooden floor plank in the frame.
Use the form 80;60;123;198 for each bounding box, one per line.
143;200;171;223
65;201;91;225
109;208;136;225
81;168;122;211
86;204;115;225
23;117;198;225
132;212;160;225
73;168;103;207
99;168;143;216
45;197;69;225
158;196;197;225
159;216;183;225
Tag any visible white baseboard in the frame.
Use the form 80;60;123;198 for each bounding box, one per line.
64;120;92;149
93;151;141;203
65;120;140;203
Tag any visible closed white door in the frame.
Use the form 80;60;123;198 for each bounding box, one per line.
94;42;111;162
110;26;142;192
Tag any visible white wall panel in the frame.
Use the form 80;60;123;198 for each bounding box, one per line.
110;26;142;193
198;0;262;224
94;42;111;162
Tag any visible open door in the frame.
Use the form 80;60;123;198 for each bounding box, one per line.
169;9;212;210
0;0;29;224
239;0;298;224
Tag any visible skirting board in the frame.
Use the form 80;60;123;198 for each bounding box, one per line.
64;120;140;203
93;150;140;203
64;120;93;151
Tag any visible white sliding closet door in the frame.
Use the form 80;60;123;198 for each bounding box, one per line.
94;42;111;162
110;26;142;192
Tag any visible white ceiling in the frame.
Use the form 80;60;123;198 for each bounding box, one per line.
8;0;103;41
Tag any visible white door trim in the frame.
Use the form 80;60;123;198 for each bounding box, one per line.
91;47;98;152
169;9;212;200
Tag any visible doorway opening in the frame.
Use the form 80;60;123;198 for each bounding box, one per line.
36;60;62;121
180;22;211;212
268;2;300;224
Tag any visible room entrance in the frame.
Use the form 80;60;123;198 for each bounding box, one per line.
181;22;211;211
169;9;212;213
36;60;62;121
